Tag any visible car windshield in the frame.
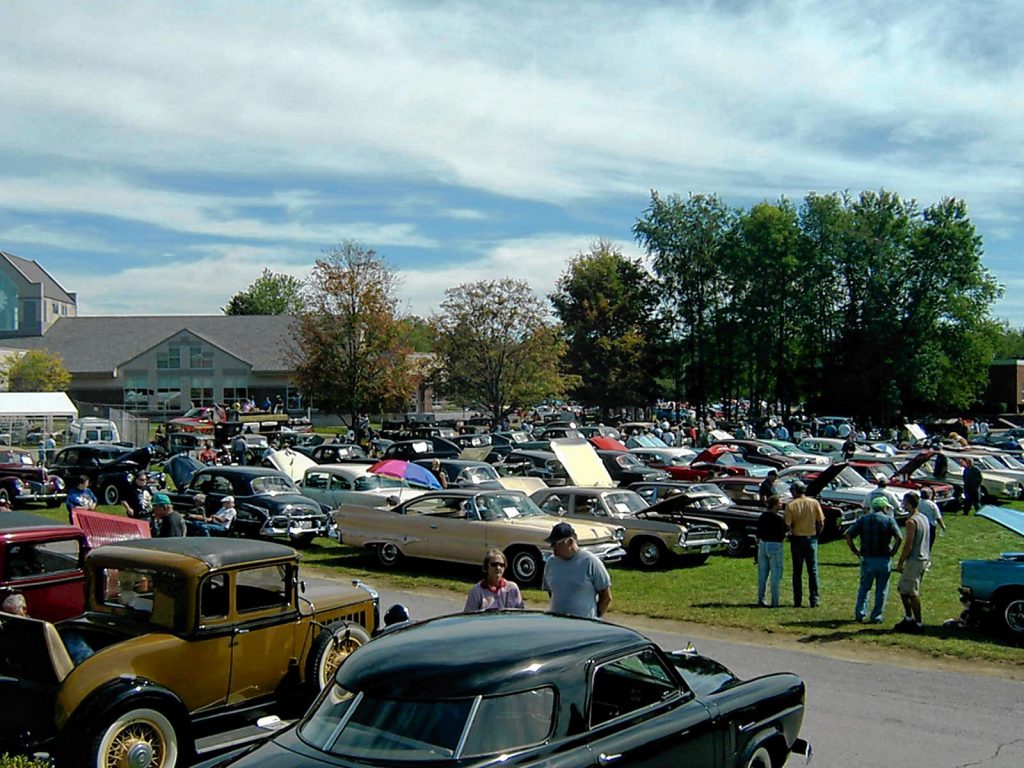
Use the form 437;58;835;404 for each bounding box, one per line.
835;466;870;487
602;491;650;517
299;685;555;761
475;492;545;519
614;454;645;468
998;454;1024;470
251;476;296;493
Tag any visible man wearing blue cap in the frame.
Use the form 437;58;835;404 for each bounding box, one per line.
152;493;185;537
542;522;611;619
845;495;902;623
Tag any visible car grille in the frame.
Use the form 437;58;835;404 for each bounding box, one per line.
686;522;723;542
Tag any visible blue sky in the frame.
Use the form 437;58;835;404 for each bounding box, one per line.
2;1;1022;322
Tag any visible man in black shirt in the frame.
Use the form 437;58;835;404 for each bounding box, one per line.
758;470;778;507
756;495;787;607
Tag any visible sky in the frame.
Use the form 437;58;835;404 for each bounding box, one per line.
1;1;1022;322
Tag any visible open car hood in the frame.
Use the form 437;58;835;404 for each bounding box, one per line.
164;454;204;490
550;438;615;487
589;436;627;451
107;446;153;471
895;450;933;476
266;448;317;482
977;505;1024;538
803;462;846;498
692;444;736;464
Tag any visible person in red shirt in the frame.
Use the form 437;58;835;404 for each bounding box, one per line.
463;549;525;612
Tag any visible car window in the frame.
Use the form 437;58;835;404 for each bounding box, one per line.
235;564;291;613
199;573;229;620
100;567;158;618
305;472;330;490
590;647;678;727
403;496;456;516
209;475;233;493
460;688;555;757
330;475;353;491
251;476;294;494
3;539;81;580
537;493;569;515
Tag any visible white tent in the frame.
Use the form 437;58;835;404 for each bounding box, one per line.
0;392;78;418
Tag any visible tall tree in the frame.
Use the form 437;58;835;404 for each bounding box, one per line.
223;268;305;315
431;279;575;423
291;243;414;426
550;241;660;417
633;192;738;418
6;350;71;392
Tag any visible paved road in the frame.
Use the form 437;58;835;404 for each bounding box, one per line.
323;581;1024;768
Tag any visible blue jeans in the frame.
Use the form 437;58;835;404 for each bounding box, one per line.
757;541;784;606
790;536;820;606
855;556;892;621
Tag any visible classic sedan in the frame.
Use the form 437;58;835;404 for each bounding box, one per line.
959;505;1024;637
333;489;625;585
49;444;157;506
204;612;810;768
0;448;65;507
531;486;726;567
168;462;331;545
300;464;424;509
0;538;377;768
412;458;503;488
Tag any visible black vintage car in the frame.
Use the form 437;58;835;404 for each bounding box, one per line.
305;443;369;464
204;612;810;768
49;444;157;505
166;459;330;546
597;449;671;485
382;437;461;461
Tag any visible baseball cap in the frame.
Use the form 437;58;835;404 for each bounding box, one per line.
875;474;888;485
152;492;172;506
222;496;235;504
870;496;891;511
545;522;576;543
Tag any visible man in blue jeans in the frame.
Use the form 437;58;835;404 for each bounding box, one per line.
784;481;825;607
845;496;902;623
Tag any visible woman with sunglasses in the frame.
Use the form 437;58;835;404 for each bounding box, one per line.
464;548;525;612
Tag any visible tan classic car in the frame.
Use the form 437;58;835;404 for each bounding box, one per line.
0;537;377;768
333;489;626;585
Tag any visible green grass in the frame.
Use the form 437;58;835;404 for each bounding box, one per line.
34;501;1024;666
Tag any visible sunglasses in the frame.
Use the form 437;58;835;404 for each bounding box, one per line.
488;561;506;569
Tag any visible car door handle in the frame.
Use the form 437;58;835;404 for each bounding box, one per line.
235;628;250;634
598;754;622;766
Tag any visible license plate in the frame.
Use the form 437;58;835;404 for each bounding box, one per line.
299;520;313;529
700;545;711;553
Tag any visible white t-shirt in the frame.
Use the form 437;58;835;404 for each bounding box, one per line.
212;505;236;528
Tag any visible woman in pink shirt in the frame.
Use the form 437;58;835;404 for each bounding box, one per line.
464;549;525;612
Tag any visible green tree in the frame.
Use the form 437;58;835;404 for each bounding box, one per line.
6;350;71;392
633;192;738;417
431;278;575;423
223;268;305;315
550;241;660;416
398;316;435;353
291;243;414;427
991;322;1024;359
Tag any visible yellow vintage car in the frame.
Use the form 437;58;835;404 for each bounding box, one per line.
333;488;626;585
0;537;377;768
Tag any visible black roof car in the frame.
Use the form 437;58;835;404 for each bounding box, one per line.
382;437;461;461
211;612;810;768
596;449;671;485
412;458;503;489
170;465;330;546
49;444;154;506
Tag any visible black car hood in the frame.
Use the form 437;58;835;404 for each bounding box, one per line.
804;462;846;498
104;446;152;472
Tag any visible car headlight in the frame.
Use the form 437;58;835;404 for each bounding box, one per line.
677;532;687;547
614;526;625;542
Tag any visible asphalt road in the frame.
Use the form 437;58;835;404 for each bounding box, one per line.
308;577;1024;768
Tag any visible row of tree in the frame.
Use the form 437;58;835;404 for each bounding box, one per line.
227;187;1006;428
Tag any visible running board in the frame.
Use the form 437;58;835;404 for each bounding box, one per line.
194;716;293;756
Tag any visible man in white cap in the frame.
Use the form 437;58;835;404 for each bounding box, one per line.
863;474;901;517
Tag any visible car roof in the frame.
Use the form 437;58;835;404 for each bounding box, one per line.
337;612;648;699
195;466;291;479
0;511;75;532
87;537;296;572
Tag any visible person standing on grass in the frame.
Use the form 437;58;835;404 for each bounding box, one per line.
962;458;983;515
917;487;946;550
784;480;824;608
894;492;931;633
846;496;902;624
755;495;787;607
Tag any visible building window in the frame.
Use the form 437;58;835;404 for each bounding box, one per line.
286;387;304;411
123;372;150;412
190;376;214;407
52;302;59;317
223;375;248;405
189;346;213;369
157;346;181;370
156;374;182;412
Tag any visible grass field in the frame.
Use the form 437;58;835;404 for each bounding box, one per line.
34;498;1024;666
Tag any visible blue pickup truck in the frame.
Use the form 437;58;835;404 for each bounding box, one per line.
959;506;1024;637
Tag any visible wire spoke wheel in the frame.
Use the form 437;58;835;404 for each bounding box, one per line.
94;708;177;768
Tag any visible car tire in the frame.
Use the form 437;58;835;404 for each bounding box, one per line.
507;548;543;586
0;488;9;506
90;706;180;768
377;542;404;567
1002;597;1024;637
725;534;749;557
744;745;773;768
632;538;666;569
103;483;121;506
309;623;371;690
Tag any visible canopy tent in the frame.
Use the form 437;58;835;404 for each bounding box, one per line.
0;392;77;418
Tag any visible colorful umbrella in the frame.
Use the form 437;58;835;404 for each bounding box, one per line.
368;459;442;490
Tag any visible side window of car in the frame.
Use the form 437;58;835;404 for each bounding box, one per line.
538;494;568;515
330;475;352;491
304;472;329;490
200;573;229;621
211;476;233;494
460;688;556;757
590;648;678;727
235;564;291;614
4;539;81;579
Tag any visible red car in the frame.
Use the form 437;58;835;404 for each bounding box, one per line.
0;512;87;622
848;453;956;507
631;444;752;482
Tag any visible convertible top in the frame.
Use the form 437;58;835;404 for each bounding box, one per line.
87;537;296;570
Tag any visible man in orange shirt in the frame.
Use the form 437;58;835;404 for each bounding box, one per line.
784;480;825;607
